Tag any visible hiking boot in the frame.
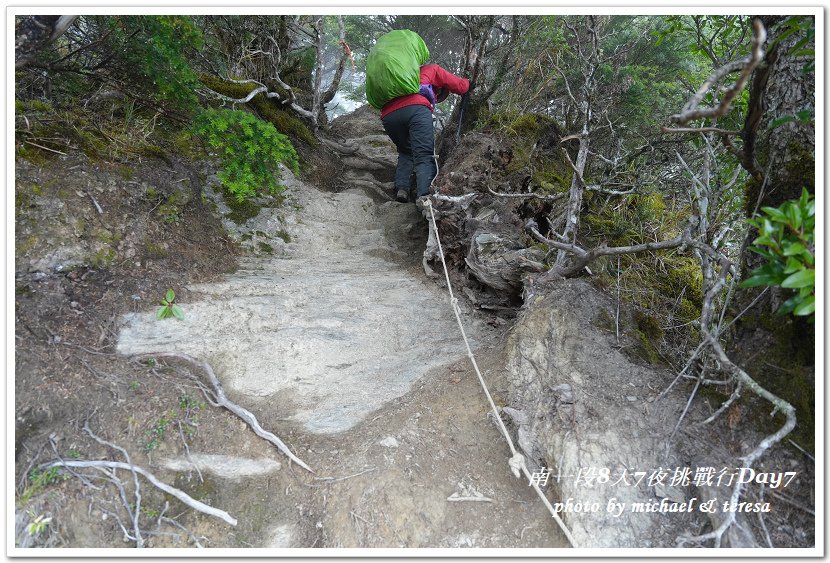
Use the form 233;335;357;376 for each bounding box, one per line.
415;195;431;214
395;189;409;203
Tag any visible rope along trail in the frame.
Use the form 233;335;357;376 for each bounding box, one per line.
423;198;577;548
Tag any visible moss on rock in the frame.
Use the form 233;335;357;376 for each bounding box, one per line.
221;189;261;225
199;74;317;147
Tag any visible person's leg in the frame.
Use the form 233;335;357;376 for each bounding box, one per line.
408;106;437;197
382;109;415;197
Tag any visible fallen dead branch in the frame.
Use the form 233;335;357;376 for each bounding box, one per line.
40;460;237;526
487;185;567;202
313;467;376;483
135;352;313;474
83;421;145;546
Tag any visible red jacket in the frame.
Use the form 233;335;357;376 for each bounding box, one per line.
380;63;470;119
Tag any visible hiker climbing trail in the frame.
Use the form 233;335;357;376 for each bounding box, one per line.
115;157;568;547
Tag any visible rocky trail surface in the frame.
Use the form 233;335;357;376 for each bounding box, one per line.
114;117;569;548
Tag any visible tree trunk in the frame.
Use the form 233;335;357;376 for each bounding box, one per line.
732;15;816;451
436;16;494;166
743;16;815;210
555;134;589;267
15;15;77;69
555;16;598;268
321;16;347;105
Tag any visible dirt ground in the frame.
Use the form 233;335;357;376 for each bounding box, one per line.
14;148;239;547
13;118;815;551
13;142;570;550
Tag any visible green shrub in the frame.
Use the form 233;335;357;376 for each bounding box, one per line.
192;108;299;203
110;16;203;109
156;288;183;320
741;188;815;320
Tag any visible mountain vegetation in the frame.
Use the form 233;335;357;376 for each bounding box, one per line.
14;13;815;549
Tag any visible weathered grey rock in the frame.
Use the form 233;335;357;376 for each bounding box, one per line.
504;279;696;548
118;167;484;434
379;436;399;448
161;454;281;480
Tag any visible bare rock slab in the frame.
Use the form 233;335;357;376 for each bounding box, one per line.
504;279;698;548
161;454;281;481
117;168;481;435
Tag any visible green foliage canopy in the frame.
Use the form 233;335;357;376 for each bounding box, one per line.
109;15;203;109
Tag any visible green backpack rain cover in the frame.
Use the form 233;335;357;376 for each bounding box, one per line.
365;30;430;110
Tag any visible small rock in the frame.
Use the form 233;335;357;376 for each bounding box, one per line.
654;482;686;503
379;436;399;448
551;383;574;404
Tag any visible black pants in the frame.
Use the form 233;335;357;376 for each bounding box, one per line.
381;104;436;197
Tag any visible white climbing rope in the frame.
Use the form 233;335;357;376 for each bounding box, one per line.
423;198;577;548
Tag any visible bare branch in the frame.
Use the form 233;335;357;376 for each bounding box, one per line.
451;15;468;30
49;27;113;67
551;56;577;105
41;460;237;526
699;381;743;425
527;219;689;278
83;422;144;547
201;75;314;119
584;184;636;196
321;16;348;105
670;20;766;125
203;82;269;104
662;126;742;135
487;185;567;202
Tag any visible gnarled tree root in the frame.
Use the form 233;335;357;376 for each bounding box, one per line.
41;460;237;527
136;352;314;474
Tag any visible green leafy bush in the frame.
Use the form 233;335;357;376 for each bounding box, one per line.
156;289;184;320
108;16;203;109
192;108;299;203
740;188;815;320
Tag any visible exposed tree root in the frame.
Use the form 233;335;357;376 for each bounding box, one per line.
135;352;314;473
83;421;145;546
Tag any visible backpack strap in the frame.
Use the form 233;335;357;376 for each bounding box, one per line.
418;83;436;106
